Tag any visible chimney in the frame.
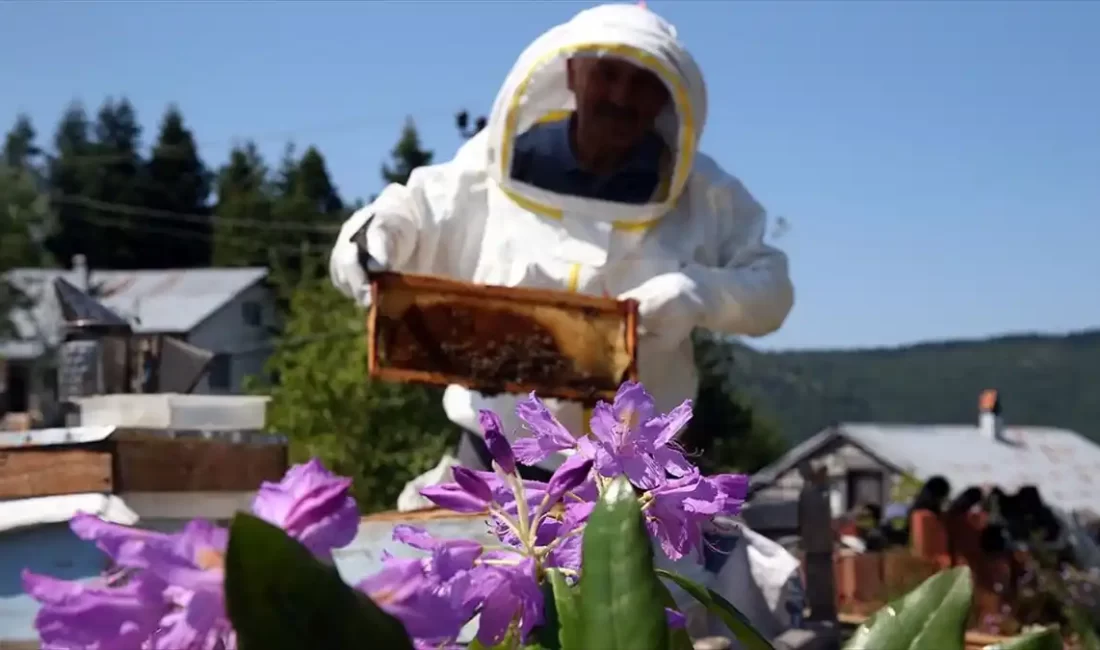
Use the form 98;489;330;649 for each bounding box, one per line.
71;254;89;292
978;389;1004;442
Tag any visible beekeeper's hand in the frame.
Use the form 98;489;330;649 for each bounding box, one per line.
619;272;706;350
330;209;389;309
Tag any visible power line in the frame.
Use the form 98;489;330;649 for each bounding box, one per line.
54;194;342;234
71;211;334;255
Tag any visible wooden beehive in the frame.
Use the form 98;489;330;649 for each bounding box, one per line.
367;272;638;404
0;427;288;501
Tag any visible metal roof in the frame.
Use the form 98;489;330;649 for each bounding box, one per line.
752;422;1100;514
1;267;269;352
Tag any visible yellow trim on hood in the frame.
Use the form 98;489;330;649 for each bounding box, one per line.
499;42;697;233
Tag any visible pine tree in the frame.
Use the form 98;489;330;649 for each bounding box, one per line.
83;97;147;269
296;146;343;217
381;118;433;185
143;105;212;267
213;142;272;267
3;115;40;169
1;116;54;336
267;144;344;282
44;102;100;270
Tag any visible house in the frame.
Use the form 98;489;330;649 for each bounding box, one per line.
1;256;276;421
750;390;1100;519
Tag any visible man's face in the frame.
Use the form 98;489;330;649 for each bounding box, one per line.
567;56;670;152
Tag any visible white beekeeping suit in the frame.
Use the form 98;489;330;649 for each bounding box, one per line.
331;2;797;641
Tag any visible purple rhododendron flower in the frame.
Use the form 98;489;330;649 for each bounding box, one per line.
358;556;473;643
250;458;359;560
511;393;579;465
22;383;755;650
22;570;167;650
467;558;544;646
385;383;754;644
587;382;696;490
23;459;359;649
25;515;234;650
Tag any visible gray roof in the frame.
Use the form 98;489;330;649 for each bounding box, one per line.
752;422;1100;514
1;267;268;358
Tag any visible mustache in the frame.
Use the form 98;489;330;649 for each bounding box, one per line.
594;102;639;122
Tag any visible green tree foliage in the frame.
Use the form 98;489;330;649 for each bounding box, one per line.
44;102;100;269
268;144;344;281
730;330;1100;444
381;118;433;185
259;120;460;513
84;98;147;269
685;332;789;474
213;142;273;268
1;116;54;336
3;115;41;169
143;105;212;267
258;264;459;512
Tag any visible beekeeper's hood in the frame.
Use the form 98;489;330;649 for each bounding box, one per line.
485;3;708;228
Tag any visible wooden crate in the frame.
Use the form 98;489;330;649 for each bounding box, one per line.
0;429;288;500
367;272;639;404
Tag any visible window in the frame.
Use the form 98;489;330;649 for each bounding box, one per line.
242;301;263;327
207;354;231;391
847;470;885;511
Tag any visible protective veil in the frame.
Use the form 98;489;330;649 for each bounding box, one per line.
330;3;797;642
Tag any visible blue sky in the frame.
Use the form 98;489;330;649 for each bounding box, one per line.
2;1;1097;351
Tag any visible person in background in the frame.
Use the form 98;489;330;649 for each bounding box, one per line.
945;486;984;516
882;502;911;547
854;503;887;551
910;476;951;515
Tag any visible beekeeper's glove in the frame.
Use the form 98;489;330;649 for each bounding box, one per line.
330;210;389;309
619;272;707;350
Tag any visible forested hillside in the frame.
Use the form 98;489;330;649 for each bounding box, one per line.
729;329;1100;442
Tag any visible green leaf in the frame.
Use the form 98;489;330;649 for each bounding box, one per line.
982;627;1063;650
546;569;583;650
843;566;973;650
655;568;775;650
656;578;696;650
224;512;415;650
579;476;669;650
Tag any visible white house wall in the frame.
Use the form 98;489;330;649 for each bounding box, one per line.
187;283;277;395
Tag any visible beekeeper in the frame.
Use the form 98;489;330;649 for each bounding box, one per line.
331;1;793;474
331;3;797;641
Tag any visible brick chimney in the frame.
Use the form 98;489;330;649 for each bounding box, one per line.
978;389;1004;442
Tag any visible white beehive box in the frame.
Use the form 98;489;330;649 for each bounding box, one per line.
73;394;270;431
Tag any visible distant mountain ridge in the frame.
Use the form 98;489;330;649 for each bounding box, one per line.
727;329;1100;443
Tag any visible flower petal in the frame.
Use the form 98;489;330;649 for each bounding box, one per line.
515;394;577;449
546;455;593;504
24;570;166;650
479;410;517;474
452;466;494;504
420;485;489;513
